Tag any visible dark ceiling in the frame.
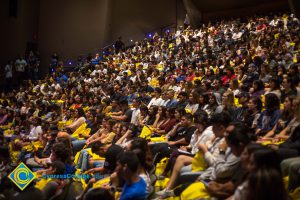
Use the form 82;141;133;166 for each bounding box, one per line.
191;0;288;12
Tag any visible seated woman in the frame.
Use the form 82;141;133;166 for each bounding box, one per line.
250;80;265;99
37;161;68;200
131;148;153;196
272;96;300;141
204;93;219;118
25;130;57;167
185;91;199;115
75;120;118;172
112;122;127;144
115;123;139;149
265;77;281;100
35;142;74;174
255;93;281;136
244;96;262;129
146;105;159;126
137;105;150;129
97;120;118;145
84;117;110;146
100;98;113;115
0;108;13;126
158;111;213;178
215;90;236;116
259;96;295;141
206;143;263;200
152;107;177;136
65;107;86;133
228;79;241;97
33;136;73;168
72;109;98;153
151;106;167;128
149;107;185;142
156;113;227;196
232;148;287;200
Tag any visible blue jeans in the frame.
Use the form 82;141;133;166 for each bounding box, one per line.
93;161;104;168
72;139;86;153
76;149;90;172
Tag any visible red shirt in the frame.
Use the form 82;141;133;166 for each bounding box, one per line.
185;73;195;82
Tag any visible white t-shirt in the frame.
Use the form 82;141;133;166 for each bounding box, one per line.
28;125;43;141
5;64;13;78
147;97;163;108
130;108;140;126
15;59;27;72
185;103;199;114
190;126;214;154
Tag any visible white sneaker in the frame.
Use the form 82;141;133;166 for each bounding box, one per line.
155;189;175;199
156;174;166;180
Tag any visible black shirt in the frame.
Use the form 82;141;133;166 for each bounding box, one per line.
176;100;188;110
231;162;247;186
124;108;133;123
169;126;197;145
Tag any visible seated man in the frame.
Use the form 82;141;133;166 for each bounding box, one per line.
26;130;57;167
110;99;132;123
157;122;251;199
156;112;229;194
149;113;197;164
76;141;124;199
147;87;163;108
116;151;147;200
37;161;67;200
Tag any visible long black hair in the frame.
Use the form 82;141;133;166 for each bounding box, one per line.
265;93;280;112
245;168;288;200
77;107;86;118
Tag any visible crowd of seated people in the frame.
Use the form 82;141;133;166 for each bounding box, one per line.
0;11;300;200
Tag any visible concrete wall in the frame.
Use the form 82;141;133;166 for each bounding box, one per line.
37;0;179;75
192;0;287;13
38;0;178;71
38;0;112;74
0;0;39;78
108;0;177;44
200;0;289;22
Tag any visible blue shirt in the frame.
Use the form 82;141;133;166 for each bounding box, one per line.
176;75;186;82
56;74;68;84
91;58;101;65
120;177;147;200
127;93;138;105
257;109;281;132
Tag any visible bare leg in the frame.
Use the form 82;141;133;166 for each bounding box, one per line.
166;155;193;190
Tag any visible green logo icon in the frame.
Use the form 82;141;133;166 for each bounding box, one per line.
8;162;36;190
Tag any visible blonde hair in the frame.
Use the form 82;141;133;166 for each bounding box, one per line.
223;90;235;108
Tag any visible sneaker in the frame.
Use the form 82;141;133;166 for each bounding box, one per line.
156;174;166;180
75;195;83;200
155;189;175;199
